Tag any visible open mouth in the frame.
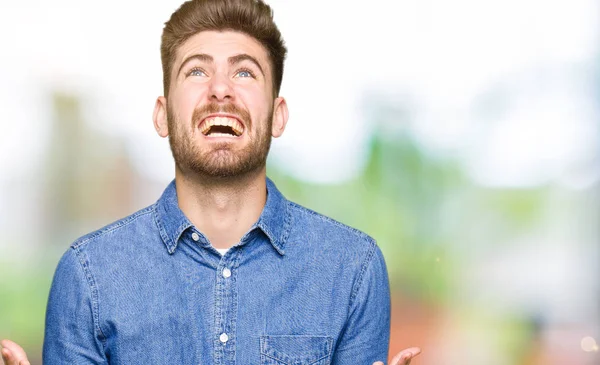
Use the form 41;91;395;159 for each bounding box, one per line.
200;116;244;137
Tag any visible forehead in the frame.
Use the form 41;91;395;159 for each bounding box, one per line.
176;30;270;69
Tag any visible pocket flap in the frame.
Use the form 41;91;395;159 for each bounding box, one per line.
260;335;333;365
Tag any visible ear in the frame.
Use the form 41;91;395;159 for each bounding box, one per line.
271;97;288;138
153;96;169;138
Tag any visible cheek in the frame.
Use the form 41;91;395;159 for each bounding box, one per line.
173;85;207;122
234;86;271;120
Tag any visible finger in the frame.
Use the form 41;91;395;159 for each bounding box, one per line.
390;351;409;365
390;347;422;365
2;348;17;365
0;340;28;364
19;361;31;365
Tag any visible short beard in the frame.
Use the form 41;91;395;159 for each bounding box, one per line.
167;102;273;180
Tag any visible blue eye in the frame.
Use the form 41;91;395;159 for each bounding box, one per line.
189;68;206;77
236;70;253;78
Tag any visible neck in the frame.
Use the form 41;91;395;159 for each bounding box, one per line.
175;167;267;250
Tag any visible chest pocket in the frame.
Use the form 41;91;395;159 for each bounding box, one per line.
260;335;333;365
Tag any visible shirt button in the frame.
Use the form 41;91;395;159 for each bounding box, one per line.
222;268;231;278
191;232;200;242
219;333;229;343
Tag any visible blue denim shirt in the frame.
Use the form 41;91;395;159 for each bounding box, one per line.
43;178;390;364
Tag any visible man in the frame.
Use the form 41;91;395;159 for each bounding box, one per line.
3;0;421;363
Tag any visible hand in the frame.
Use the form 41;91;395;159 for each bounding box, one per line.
373;347;421;365
1;340;30;365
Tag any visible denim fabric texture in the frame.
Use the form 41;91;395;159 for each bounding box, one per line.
43;178;391;364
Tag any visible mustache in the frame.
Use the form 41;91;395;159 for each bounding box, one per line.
192;103;251;128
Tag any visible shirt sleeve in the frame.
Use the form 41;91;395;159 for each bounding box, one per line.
332;243;391;365
43;248;108;364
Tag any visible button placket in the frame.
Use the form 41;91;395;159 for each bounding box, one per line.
218;266;232;348
214;250;238;364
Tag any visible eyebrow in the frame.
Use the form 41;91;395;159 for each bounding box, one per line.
228;54;265;77
177;53;265;77
177;53;213;76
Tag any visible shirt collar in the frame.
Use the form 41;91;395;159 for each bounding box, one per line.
255;177;291;255
154;180;193;254
154;177;291;255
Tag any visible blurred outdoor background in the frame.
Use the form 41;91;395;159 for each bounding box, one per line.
1;0;599;364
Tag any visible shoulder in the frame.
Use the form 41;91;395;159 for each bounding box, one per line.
284;200;387;298
69;204;157;251
286;200;377;252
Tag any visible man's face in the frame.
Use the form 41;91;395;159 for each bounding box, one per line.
156;31;286;179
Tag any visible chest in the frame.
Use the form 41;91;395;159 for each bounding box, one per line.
98;247;351;365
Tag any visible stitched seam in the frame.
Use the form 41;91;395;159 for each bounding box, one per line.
349;238;377;306
326;336;333;364
261;351;330;365
71;205;155;250
280;201;293;246
213;259;225;365
334;240;377;355
153;203;172;249
172;220;192;252
261;352;290;365
72;246;108;349
260;336;333;365
227;249;242;365
287;202;372;242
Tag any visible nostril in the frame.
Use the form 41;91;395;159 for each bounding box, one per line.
210;94;233;101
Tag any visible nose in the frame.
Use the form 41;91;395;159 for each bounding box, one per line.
208;72;234;102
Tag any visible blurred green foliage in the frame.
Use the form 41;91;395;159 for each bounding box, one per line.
0;252;61;361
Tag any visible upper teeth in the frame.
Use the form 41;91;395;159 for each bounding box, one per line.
200;117;243;136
